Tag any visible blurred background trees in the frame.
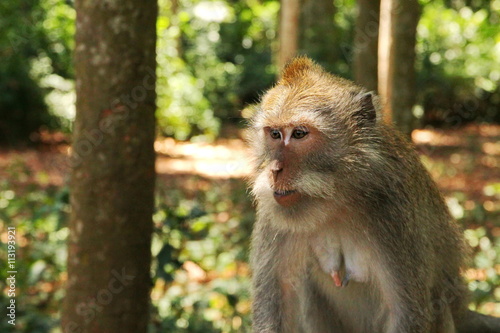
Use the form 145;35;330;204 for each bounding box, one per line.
0;0;74;144
0;0;499;332
1;0;499;144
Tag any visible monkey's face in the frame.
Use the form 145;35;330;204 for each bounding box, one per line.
247;58;379;225
247;99;348;232
260;124;328;207
249;93;344;211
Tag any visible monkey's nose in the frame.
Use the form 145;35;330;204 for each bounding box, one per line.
270;161;283;181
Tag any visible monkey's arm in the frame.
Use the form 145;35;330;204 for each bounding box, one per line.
370;216;435;333
457;310;500;333
379;263;432;333
250;221;283;333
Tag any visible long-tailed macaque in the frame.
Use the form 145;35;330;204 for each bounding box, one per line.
247;57;499;333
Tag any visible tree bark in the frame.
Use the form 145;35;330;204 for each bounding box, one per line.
278;0;300;70
378;0;420;133
299;0;337;69
353;0;380;92
378;0;392;116
62;0;157;332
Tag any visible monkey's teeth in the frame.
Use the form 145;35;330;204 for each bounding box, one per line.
274;190;296;196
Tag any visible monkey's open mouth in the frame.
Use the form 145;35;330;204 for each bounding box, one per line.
274;190;296;197
273;190;300;206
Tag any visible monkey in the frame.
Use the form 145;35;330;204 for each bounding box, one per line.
247;57;500;333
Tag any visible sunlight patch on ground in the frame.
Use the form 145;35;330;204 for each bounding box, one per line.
155;138;252;179
412;129;466;146
482;141;500;156
413;125;500;147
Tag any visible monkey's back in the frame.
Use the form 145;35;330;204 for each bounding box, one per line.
359;123;469;318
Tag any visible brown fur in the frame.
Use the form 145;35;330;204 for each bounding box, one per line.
247;57;471;333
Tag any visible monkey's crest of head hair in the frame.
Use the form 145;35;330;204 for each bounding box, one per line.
279;56;323;86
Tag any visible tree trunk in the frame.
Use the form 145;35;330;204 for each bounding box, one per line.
378;0;420;133
62;0;157;332
300;0;337;69
378;0;392;116
278;0;300;70
353;0;380;92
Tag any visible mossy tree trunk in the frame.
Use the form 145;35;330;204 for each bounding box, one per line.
379;0;420;134
299;0;337;70
62;0;157;332
354;0;380;92
278;0;300;70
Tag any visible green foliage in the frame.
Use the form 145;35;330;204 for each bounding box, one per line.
417;0;500;125
156;53;222;141
156;0;278;140
465;227;500;308
0;160;69;332
216;0;278;107
460;182;500;312
0;0;75;144
150;179;253;332
113;0;500;137
329;0;357;77
3;0;500;142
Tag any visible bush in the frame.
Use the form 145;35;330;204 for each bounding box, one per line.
0;0;75;145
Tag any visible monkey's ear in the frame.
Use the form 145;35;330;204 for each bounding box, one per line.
280;57;316;85
353;91;377;127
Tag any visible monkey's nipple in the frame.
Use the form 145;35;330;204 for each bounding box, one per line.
331;271;350;288
273;190;300;207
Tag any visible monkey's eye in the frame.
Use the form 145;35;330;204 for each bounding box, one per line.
292;128;308;139
270;129;281;140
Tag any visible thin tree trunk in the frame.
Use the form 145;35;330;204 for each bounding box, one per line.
378;0;392;115
378;0;420;133
300;0;337;68
62;0;157;332
278;0;300;70
353;0;380;92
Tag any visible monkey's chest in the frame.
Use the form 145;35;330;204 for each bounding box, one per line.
277;234;386;332
310;231;371;284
